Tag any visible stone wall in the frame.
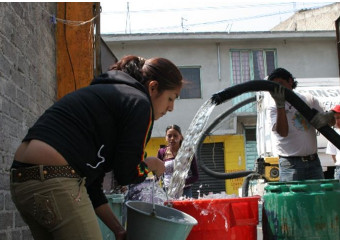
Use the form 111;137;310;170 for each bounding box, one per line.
0;2;57;239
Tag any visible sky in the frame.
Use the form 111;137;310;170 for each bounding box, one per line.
100;1;334;34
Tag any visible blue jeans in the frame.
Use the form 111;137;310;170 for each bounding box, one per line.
335;166;340;180
279;155;324;182
182;187;192;198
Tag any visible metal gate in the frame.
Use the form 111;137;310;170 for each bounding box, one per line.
191;142;226;198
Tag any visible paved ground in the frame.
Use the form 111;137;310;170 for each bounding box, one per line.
257;225;263;240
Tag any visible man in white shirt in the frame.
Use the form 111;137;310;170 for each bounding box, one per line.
268;68;335;181
326;105;340;180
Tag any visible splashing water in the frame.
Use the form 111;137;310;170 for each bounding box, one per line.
128;178;168;205
167;99;215;199
151;176;156;216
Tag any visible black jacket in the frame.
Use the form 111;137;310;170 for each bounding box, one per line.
23;70;153;208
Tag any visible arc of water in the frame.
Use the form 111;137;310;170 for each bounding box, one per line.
167;99;215;199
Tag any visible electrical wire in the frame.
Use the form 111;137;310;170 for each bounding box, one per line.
38;3;100;26
101;2;334;33
101;2;330;15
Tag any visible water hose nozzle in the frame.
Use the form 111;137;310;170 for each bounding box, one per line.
211;92;226;105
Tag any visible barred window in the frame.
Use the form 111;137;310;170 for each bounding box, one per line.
230;49;276;84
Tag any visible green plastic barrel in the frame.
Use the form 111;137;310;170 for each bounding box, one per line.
262;179;340;239
98;194;125;240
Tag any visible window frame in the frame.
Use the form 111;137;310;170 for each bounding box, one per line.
178;66;202;99
230;49;277;85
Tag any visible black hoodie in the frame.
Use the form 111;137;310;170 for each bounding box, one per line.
23;70;154;208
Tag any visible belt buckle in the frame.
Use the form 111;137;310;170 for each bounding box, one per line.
310;154;316;161
301;157;309;162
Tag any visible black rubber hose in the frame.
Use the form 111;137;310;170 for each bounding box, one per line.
241;173;263;197
197;96;256;179
211;80;340;150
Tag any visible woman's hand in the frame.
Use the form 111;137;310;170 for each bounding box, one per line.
95;204;127;240
144;157;165;177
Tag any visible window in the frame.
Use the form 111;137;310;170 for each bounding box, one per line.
230;49;276;84
230;49;276;112
245;128;256;141
178;67;201;99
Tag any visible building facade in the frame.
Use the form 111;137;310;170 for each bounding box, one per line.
1;2;339;238
103;30;339;196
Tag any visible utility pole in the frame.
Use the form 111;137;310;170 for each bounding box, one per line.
181;17;187;32
125;2;131;33
336;17;340;78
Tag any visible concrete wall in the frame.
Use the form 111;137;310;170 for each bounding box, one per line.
0;2;57;239
272;2;340;31
105;34;338;137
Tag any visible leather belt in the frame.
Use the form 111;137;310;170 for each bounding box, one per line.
279;153;318;162
11;165;80;183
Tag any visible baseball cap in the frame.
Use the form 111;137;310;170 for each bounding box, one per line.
332;105;340;113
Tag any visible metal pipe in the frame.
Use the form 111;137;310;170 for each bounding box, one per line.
216;43;221;81
94;3;101;76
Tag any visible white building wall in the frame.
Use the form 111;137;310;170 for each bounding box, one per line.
104;33;338;137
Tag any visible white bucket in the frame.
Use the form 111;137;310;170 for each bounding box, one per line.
126;201;197;240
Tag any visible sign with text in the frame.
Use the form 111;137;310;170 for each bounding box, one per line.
295;86;340;111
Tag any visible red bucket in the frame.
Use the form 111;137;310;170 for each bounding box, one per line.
168;196;260;240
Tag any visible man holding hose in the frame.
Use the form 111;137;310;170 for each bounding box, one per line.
267;68;335;182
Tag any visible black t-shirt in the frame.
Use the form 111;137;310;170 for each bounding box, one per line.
23;70;153;208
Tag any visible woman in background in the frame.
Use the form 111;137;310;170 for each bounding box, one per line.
157;124;199;198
